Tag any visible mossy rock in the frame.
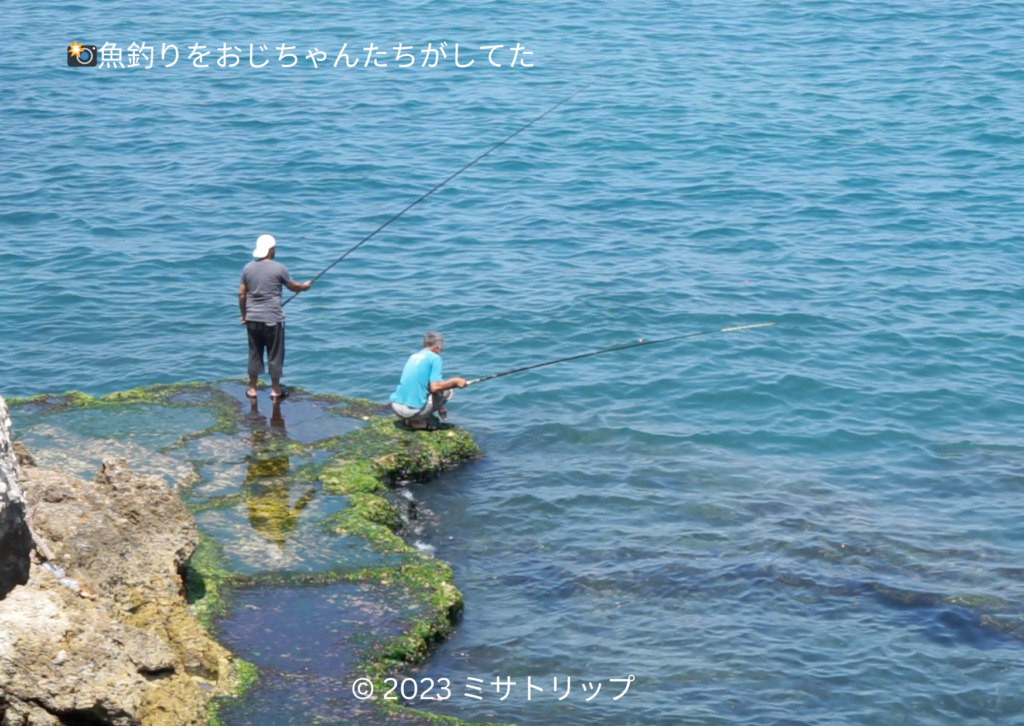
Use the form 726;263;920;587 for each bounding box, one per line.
9;382;491;726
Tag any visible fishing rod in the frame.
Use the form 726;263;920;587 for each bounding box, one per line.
465;322;777;386
282;85;590;307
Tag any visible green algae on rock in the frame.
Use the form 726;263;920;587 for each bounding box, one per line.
185;532;234;631
310;422;502;724
319;417;481;481
8;382;491;726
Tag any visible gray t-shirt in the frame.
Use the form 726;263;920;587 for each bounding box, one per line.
241;259;294;324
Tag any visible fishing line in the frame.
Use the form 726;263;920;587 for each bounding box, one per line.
465;322;777;386
282;85;591;307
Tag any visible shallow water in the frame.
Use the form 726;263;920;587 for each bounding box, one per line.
8;386;464;726
6;0;1024;724
214;583;419;726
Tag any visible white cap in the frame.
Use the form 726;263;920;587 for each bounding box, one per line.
253;234;276;258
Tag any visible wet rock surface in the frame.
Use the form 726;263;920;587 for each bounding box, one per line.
2;384;484;726
0;423;237;725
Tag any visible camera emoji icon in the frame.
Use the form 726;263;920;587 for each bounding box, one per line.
68;42;97;67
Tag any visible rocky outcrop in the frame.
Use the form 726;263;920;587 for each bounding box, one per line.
0;396;32;600
0;444;238;725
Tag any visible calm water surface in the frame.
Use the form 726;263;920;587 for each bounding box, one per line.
4;1;1024;724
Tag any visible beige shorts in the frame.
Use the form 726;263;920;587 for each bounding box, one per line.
391;389;453;420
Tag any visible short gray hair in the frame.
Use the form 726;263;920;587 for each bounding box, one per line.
423;331;444;348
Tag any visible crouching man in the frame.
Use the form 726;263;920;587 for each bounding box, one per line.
390;331;467;430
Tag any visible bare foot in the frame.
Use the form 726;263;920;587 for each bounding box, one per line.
246;388;258;398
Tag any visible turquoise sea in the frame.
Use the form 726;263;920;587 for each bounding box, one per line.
4;1;1024;724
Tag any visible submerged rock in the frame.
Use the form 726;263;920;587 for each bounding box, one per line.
0;414;238;725
0;396;32;599
2;384;487;726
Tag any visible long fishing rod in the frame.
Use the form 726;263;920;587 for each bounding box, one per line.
282;85;590;307
465;322;777;386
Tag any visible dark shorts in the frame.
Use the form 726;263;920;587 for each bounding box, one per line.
247;321;285;379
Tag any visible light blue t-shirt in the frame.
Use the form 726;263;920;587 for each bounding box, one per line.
390;348;443;409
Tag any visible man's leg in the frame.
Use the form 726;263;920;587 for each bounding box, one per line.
431;389;453;420
392;401;431;429
267;323;285;398
246;322;267;397
392;391;451;429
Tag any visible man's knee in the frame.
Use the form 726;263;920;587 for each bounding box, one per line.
392;402;424;420
433;389;453;405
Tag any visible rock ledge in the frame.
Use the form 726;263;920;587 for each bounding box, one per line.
0;395;237;726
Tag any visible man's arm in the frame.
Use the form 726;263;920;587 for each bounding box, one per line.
429;377;467;392
238;282;247;323
285;279;313;293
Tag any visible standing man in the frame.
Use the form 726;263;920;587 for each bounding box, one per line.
239;234;311;400
390;331;467;430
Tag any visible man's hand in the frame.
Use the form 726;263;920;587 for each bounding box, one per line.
285;279;313;293
452;377;467;389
